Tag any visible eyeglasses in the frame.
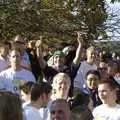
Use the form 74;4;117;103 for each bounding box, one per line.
51;109;64;115
87;78;99;81
98;67;107;71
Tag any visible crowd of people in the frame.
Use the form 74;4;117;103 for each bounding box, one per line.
0;33;120;120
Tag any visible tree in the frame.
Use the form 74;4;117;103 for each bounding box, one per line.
110;0;120;3
0;0;107;47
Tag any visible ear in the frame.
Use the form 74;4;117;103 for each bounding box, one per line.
40;93;46;100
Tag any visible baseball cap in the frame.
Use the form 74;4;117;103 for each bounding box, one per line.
53;50;65;57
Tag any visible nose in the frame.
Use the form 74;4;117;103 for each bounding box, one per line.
57;57;62;62
61;83;67;89
90;81;94;87
51;112;60;120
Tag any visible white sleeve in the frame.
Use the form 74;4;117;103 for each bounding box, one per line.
24;106;42;120
24;110;42;120
0;73;7;90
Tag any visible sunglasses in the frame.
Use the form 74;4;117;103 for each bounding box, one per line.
98;67;107;71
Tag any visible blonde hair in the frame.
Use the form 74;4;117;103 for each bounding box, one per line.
86;46;95;54
52;73;71;87
52;73;71;95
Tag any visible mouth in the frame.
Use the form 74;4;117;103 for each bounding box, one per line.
100;96;107;100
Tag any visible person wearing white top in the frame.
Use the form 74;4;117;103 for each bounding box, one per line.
14;35;31;70
23;82;52;120
0;48;36;94
24;105;42;120
93;76;120;120
39;73;71;120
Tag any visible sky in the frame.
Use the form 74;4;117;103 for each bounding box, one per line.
105;0;120;41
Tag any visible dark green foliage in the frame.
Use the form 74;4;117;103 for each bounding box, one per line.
0;0;107;47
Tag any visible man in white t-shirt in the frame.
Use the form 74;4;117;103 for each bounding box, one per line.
74;46;97;94
0;41;10;72
0;48;36;94
24;82;52;120
14;35;31;70
93;77;120;120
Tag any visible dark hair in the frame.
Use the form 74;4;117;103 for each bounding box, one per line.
31;82;52;101
71;107;93;120
51;99;70;111
10;45;23;56
99;76;119;90
0;91;23;120
86;70;101;80
20;81;35;94
69;92;88;110
0;41;11;48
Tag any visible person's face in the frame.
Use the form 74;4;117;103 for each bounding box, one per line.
87;74;99;89
50;103;70;120
53;56;64;68
99;62;108;79
107;63;118;76
0;45;9;57
98;84;117;104
55;79;70;98
15;42;25;54
10;50;22;67
86;50;96;63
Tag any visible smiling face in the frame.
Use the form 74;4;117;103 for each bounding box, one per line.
86;49;96;64
53;55;64;69
98;83;117;104
52;73;71;99
55;79;70;98
50;100;70;120
9;49;22;68
87;74;99;89
0;45;9;57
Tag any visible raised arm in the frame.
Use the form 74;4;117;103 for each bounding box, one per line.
35;37;47;69
73;31;83;65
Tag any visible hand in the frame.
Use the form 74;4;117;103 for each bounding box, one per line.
76;31;83;44
35;36;43;48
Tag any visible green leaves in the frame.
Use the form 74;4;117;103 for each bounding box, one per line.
0;0;107;47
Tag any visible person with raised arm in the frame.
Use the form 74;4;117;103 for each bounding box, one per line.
36;32;83;97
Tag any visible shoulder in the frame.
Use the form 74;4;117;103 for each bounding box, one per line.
93;104;104;114
0;68;12;75
24;106;41;120
20;69;34;75
116;104;120;109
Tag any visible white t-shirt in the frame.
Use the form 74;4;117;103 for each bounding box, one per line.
74;61;97;93
24;105;42;120
0;68;36;94
39;100;53;120
0;56;9;72
39;108;50;120
93;104;120;120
